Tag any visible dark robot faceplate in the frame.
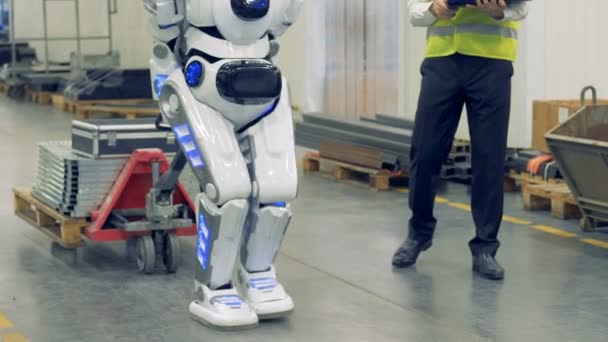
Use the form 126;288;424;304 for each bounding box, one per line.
216;60;282;105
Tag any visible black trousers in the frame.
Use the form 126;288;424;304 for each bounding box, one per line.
408;53;513;256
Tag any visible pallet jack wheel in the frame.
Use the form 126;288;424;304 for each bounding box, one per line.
136;235;156;274
580;217;597;232
163;233;181;274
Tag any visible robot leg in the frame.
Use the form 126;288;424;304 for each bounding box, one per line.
159;71;258;329
234;81;298;319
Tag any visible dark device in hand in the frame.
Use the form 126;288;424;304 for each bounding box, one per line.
447;0;529;9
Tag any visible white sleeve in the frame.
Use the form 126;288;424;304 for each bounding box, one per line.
501;2;529;22
408;0;437;27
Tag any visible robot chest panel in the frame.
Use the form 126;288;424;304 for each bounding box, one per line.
184;27;270;60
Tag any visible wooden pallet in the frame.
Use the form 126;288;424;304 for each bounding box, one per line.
30;91;53;105
51;93;66;109
13;187;87;248
0;83;24;97
302;154;407;191
75;103;160;120
64;98;155;113
504;170;563;192
0;83;9;95
521;183;582;220
451;140;471;153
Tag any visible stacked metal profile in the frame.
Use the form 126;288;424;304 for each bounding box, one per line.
362;114;473;181
295;113;412;171
33;141;127;218
360;113;415;130
296;113;472;180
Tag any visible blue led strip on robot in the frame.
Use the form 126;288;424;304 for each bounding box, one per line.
154;74;168;98
249;277;278;291
173;123;205;168
213;295;242;309
197;213;212;270
236;99;279;134
273;202;286;207
158;23;177;29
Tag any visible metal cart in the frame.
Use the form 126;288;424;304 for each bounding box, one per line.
546;86;608;231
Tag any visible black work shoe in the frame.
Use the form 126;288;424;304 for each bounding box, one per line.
392;239;432;268
472;254;504;280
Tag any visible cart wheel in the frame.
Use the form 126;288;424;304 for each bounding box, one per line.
580;217;597;232
136;235;156;274
51;242;77;266
163;233;181;274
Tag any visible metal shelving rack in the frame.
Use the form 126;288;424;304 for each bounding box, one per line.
7;0;118;78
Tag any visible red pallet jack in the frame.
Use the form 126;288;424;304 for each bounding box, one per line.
89;148;195;273
67;148;196;273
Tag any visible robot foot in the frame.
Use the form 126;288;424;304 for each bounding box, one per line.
235;265;295;320
189;285;258;330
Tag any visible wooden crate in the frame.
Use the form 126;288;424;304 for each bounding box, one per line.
521;183;582;220
13;187;86;248
302;153;407;191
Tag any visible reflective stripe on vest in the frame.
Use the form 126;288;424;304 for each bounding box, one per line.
425;9;519;62
427;24;518;40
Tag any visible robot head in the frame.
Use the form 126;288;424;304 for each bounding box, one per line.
186;0;291;44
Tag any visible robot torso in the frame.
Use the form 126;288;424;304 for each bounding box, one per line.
146;0;302;128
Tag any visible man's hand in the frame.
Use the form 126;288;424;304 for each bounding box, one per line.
467;0;507;19
430;0;456;20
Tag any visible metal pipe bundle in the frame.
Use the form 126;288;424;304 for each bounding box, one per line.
295;113;413;170
296;113;473;182
360;114;415;130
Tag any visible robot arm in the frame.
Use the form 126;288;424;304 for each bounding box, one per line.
144;0;186;42
144;0;186;99
268;0;304;39
266;0;303;63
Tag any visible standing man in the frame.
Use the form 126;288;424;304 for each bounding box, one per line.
392;0;528;280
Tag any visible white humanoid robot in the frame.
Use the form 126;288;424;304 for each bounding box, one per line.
144;0;303;330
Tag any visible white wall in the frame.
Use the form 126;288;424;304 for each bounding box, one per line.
109;0;153;68
13;0;114;63
538;0;608;99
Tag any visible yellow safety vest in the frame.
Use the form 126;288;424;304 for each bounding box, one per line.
425;8;519;62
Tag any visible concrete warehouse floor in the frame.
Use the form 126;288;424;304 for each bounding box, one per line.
1;98;608;342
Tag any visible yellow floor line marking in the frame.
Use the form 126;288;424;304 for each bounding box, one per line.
0;311;14;329
435;196;449;204
580;238;608;249
448;202;471;211
502;215;532;225
530;225;577;238
1;332;29;342
395;188;409;193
